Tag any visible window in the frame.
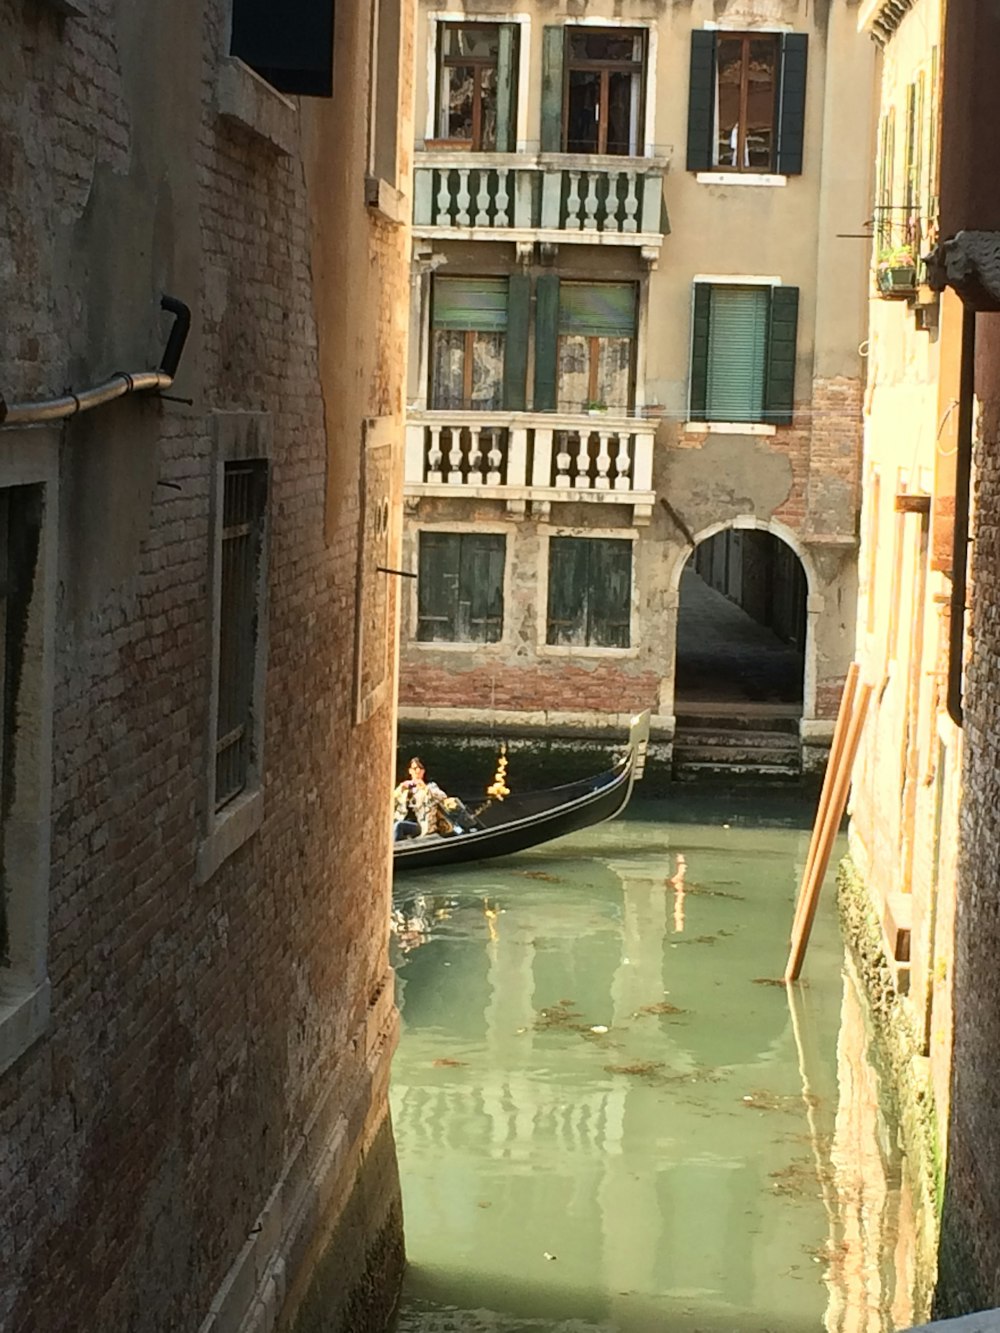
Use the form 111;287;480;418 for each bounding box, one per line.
689;283;799;425
215;462;269;810
417;531;505;643
0;446;57;1077
229;0;335;97
532;277;636;413
686;31;808;175
541;27;646;155
546;537;632;648
437;23;518;150
431;277;509;410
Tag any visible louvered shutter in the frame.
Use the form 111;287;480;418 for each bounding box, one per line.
417;532;461;641
533;273;560;411
504;273;530;410
230;0;335;97
776;34;808;175
705;286;769;423
541;27;565;153
546;538;589;645
432;277;508;331
688;283;712;421
686;31;717;171
558;283;637;337
763;285;799;425
462;534;505;642
589;540;632;647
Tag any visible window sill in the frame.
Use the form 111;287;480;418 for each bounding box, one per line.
538;643;638;660
0;977;50;1077
196;789;264;885
695;172;787;188
217;57;297;156
683;421;777;436
412;638;507;652
365;176;409;226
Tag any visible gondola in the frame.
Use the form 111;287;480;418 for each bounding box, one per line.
392;710;651;874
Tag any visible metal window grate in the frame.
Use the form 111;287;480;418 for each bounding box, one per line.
215;462;267;812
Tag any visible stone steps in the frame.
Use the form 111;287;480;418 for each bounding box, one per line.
672;713;802;783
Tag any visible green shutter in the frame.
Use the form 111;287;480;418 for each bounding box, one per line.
689;283;711;421
589;540;632;647
776;34;808;175
503;272;530;410
541;27;564;153
533;273;560;411
686;31;717;171
764;285;799;425
432;277;508;331
558;283;637;337
706;286;769;422
461;534;505;642
496;24;516;152
417;532;461;641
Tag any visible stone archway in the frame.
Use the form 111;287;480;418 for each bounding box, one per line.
669;518;818;719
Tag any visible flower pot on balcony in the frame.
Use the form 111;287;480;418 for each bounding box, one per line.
876;265;918;298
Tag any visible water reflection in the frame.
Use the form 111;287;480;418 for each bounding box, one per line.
390;798;930;1332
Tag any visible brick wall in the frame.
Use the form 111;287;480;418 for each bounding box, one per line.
0;1;410;1330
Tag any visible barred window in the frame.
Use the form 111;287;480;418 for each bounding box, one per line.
215;462;268;811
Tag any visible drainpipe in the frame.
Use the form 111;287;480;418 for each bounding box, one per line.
0;295;191;429
947;305;975;726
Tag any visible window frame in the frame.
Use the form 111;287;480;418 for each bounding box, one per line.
196;412;271;886
562;26;647;156
415;529;507;644
410;523;512;651
0;433;58;1078
686;275;798;431
428;15;527;152
429;275;509;411
711;31;781;174
437;22;499;150
555;280;638;414
538;529;638;658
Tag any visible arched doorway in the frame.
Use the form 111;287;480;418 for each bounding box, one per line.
674;526;808;710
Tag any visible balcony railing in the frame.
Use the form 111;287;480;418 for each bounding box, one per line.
413;152;669;248
404;410;656;524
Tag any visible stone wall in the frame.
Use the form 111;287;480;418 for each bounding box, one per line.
0;0;411;1330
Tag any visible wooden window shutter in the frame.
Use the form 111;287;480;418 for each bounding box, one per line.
706;286;769;422
764;285;799;425
546;538;588;644
541;27;565;153
504;273;530;410
496;25;517;152
776;34;808;175
417;532;461;641
230;0;335;97
533;273;560;411
558;283;637;337
688;283;712;421
686;31;717;172
461;534;505;642
589;540;632;647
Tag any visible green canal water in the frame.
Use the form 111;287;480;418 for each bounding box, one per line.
389;793;925;1333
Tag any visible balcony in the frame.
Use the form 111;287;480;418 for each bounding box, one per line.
404;409;656;524
412;152;669;252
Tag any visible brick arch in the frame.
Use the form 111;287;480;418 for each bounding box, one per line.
667;515;820;720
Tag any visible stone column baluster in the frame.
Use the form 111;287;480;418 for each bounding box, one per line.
495;168;510;228
583;174;600;230
486;428;504;485
435;171;452;226
456;169;471;226
475;171;491;226
448;426;465;483
623;171;639;234
613;432;634;491
467;424;483;481
565;171;582;230
594;432;612;489
556;431;574;487
428;426;444;483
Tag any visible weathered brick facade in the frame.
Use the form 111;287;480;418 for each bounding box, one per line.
0;0;412;1330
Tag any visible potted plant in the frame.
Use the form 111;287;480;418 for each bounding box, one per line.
876;243;919;297
585;399;609;416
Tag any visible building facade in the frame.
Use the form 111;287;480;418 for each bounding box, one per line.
840;0;957;1301
0;0;411;1329
397;0;873;779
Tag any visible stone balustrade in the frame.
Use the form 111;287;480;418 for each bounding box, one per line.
412;152;669;249
404;409;656;523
